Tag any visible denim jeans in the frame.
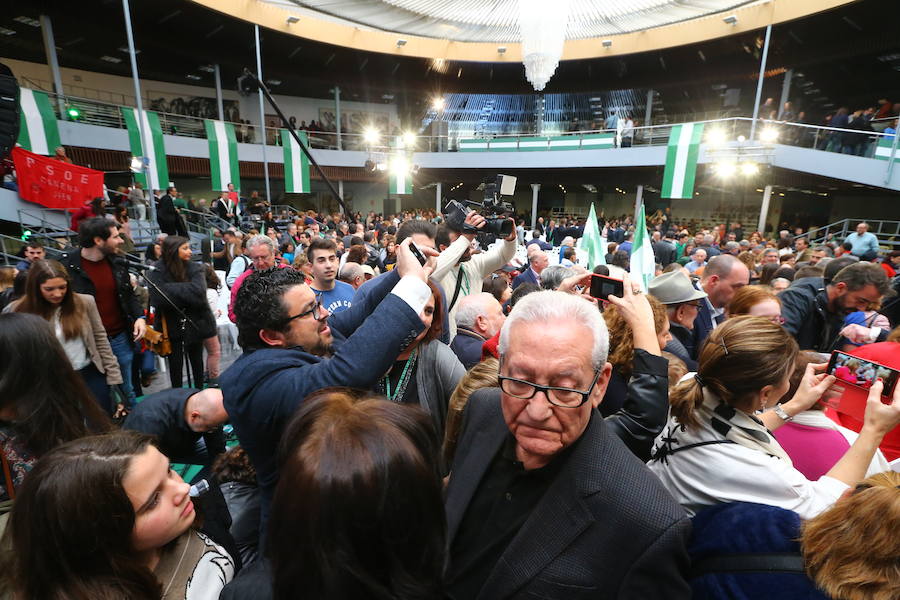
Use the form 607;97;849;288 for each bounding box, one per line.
108;331;135;403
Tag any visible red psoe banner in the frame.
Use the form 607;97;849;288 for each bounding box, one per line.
12;146;105;210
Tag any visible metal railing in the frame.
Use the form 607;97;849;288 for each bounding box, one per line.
797;219;900;251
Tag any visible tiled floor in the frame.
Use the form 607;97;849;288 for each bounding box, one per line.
141;336;243;395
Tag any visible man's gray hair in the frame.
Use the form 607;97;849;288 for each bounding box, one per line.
540;265;572;290
455;292;494;330
339;262;362;284
499;291;609;369
246;234;275;253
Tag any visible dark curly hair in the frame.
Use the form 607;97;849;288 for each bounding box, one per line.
233;267;307;351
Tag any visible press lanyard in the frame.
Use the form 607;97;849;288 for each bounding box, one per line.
459;267;470;296
384;348;418;402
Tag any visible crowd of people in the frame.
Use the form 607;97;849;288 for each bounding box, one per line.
1;199;899;600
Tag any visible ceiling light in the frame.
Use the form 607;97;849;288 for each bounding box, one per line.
706;128;727;146
759;128;779;143
286;16;300;24
723;15;738;25
716;162;737;177
186;74;201;80
389;156;410;176
740;162;759;176
431;97;445;111
0;27;15;36
402;131;416;147
267;79;282;86
737;135;746;142
396;39;407;47
363;127;380;145
13;16;40;27
497;46;507;54
602;40;612;48
100;55;122;63
118;46;140;54
198;65;215;73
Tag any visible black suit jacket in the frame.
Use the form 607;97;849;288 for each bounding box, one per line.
445;390;691;600
157;194;178;234
687;294;718;361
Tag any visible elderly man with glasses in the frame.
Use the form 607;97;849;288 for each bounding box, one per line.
220;239;436;538
444;279;691;600
648;270;710;371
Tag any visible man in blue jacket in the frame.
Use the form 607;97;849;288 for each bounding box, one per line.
220;239;434;531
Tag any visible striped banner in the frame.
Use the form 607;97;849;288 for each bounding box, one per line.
579;133;616;149
121;107;169;191
389;160;412;195
874;137;900;162
488;139;519;152
661;122;705;199
630;204;656;293
204;120;240;192
517;136;549;151
17;88;61;155
281;129;311;193
548;135;582;150
458;138;489;152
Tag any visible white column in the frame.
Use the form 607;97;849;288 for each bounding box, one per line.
644;90;654;126
634;184;644;219
121;0;156;223
750;24;772;141
39;15;66;119
334;86;343;150
254;25;271;203
338;180;344;214
530;183;540;230
213;63;224;121
777;68;793;119
435;182;442;213
758;185;773;234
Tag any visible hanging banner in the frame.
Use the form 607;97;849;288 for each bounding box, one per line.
121;107;169;191
661;122;705;199
282;129;311;193
12;146;104;210
874;138;900;162
204;119;240;191
388;136;413;195
17;88;61;156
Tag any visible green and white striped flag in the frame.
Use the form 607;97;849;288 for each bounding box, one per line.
282;129;311;193
578;203;606;269
204;120;240;192
17;88;61;155
874;137;900;162
630;204;656;293
121;107;169;191
661;122;704;199
389;159;412;195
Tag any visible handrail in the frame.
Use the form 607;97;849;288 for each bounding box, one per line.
179;208;233;233
796;219;900;248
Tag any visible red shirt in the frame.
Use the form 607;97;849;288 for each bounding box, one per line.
81;256;126;335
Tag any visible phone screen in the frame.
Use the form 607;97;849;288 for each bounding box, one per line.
827;351;899;397
589;275;625;300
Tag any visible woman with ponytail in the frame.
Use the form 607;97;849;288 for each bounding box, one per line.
649;315;900;519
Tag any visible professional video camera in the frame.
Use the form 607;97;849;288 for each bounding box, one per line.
444;174;516;238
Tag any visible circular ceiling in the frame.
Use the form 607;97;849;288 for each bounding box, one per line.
285;0;759;42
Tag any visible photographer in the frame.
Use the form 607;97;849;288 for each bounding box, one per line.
434;211;517;341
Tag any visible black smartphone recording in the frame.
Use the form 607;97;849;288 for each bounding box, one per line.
589;275;625;300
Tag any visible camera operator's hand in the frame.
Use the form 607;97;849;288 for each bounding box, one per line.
396;238;437;283
504;218;517;242
463;211;486;241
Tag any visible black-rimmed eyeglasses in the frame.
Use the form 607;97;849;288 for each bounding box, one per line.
282;298;326;324
498;369;602;408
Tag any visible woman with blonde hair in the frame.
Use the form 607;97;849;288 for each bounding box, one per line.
650;316;900;519
9;259;123;415
442;357;499;467
727;285;783;324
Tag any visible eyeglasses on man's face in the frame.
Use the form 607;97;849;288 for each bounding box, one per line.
283;298;326;324
498;369;602;408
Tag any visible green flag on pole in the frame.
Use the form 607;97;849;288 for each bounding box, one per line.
578;203;606;269
661;122;704;199
282;129;311;193
630;204;657;293
388;136;413;195
204;119;241;191
121;107;170;191
17;88;61;155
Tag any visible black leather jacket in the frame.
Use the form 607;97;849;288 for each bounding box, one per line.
606;348;670;462
59;249;144;335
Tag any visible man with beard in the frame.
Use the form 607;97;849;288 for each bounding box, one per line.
221;239;435;533
780;262;891;351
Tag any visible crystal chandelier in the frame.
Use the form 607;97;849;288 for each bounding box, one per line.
519;0;571;91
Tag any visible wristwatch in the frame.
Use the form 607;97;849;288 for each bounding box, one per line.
772;404;794;423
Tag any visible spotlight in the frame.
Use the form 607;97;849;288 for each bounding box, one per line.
286;16;300;24
716;162;737;177
363;127;380;145
431;96;445;111
740;162;759;176
497;46;507;54
130;156;144;173
66;105;81;120
364;159;376;172
390;156;410;175
375;162;387;172
760;128;779;143
402;131;416;148
706;128;727;146
723;15;738;25
602;40;612;48
737;135;746;142
396;39;407;47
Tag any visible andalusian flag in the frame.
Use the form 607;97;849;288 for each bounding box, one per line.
630;204;656;293
121;107;169;191
282;129;310;193
578;203;606;268
874;137;900;162
661;122;704;199
17;89;61;155
389;161;412;195
204;120;240;191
